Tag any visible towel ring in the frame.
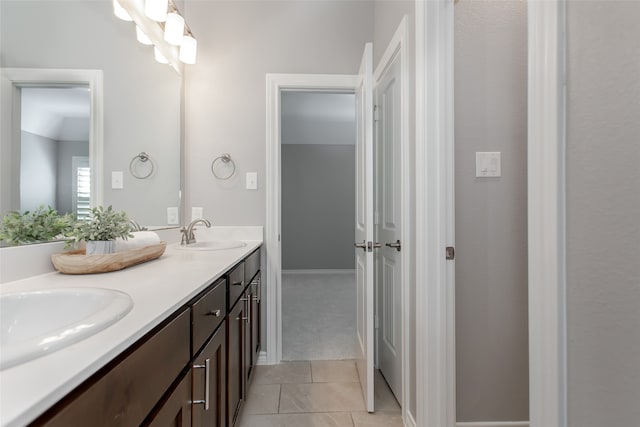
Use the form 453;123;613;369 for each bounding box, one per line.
211;153;236;180
129;152;154;179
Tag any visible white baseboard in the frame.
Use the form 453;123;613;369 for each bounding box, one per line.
456;422;529;427
282;269;355;275
256;351;268;365
404;410;417;427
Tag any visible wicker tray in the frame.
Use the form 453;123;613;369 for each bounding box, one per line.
51;242;167;275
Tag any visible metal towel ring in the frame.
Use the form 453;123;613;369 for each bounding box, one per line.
129;152;155;179
211;153;236;180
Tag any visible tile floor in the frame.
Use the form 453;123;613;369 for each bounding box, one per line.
282;271;359;361
237;360;405;427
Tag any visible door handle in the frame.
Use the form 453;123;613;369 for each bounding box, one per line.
354;240;367;252
192;358;211;410
385;240;401;252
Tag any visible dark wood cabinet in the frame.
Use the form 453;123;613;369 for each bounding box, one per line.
248;275;261;379
145;371;192;427
227;294;248;427
192;324;226;427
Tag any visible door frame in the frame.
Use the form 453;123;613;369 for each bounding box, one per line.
414;1;568;426
0;68;104;212
265;73;358;366
372;15;411;423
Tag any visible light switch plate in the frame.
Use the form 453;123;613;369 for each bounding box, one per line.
476;152;501;178
167;207;179;225
191;207;203;222
246;172;258;190
111;171;124;189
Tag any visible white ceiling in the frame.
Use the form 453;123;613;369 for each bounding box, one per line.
282;92;356;145
21;87;90;141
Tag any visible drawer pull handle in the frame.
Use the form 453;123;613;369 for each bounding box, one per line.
192;358;211;410
253;295;260;303
232;280;244;286
236;316;249;321
206;309;221;317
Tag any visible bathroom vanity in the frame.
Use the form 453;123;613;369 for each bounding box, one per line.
0;230;263;427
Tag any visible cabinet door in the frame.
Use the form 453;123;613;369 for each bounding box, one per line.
227;295;248;427
192;323;226;427
250;276;261;375
145;371;192;427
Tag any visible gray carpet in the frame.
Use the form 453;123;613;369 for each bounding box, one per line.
282;271;359;361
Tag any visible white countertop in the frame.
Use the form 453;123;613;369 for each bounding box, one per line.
0;230;262;427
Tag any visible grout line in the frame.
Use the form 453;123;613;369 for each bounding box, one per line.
277;382;283;414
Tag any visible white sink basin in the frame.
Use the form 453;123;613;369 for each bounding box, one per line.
176;241;247;251
0;288;133;370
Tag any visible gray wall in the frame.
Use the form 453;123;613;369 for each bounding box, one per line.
1;1;181;226
20;131;57;211
566;2;640;426
56;140;89;215
281;144;355;270
454;0;529;422
183;0;373;225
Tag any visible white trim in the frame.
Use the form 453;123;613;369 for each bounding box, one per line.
415;1;456;427
265;73;358;365
372;15;411;426
256;351;268;365
405;410;417;427
282;269;355;275
527;1;567;427
457;422;529;427
0;68;104;211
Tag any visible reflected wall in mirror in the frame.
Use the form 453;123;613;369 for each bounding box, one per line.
0;0;183;233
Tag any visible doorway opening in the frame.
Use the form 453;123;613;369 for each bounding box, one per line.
280;90;359;361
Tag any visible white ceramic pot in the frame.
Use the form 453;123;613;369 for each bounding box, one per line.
85;240;115;255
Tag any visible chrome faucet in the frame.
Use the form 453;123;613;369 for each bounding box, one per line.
129;219;147;232
181;218;212;245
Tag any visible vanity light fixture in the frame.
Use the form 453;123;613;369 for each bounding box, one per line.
154;46;169;64
136;26;153;45
145;0;168;22
115;0;197;72
164;10;185;46
113;0;133;21
179;33;197;64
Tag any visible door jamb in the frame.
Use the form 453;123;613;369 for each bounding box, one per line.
372;15;411;424
265;74;358;365
415;1;456;426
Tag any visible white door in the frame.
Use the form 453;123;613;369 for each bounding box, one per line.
374;51;402;401
354;42;375;413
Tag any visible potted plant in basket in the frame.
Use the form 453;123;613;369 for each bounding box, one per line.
0;206;74;246
67;206;133;255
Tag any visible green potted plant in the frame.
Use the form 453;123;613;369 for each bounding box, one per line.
67;206;133;255
0;206;74;246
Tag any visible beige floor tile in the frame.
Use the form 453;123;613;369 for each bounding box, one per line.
279;382;365;413
374;370;401;412
311;360;359;383
253;361;312;384
243;384;281;415
238;412;354;427
351;411;404;427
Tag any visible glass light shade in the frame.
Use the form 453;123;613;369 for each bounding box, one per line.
164;12;185;46
179;35;197;64
145;0;168;22
154;46;169;64
136;26;153;45
113;0;132;21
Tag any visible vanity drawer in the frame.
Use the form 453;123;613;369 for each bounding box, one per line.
228;262;245;309
36;309;190;427
192;278;226;355
244;248;261;284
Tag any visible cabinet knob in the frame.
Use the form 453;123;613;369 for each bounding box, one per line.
206;309;221;317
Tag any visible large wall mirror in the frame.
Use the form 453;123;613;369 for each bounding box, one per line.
0;0;183;240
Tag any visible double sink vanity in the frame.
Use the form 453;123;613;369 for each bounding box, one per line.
0;227;263;427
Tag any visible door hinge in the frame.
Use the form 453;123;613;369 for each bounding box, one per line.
374;314;379;329
374;211;379;225
446;246;455;260
373;104;379;122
